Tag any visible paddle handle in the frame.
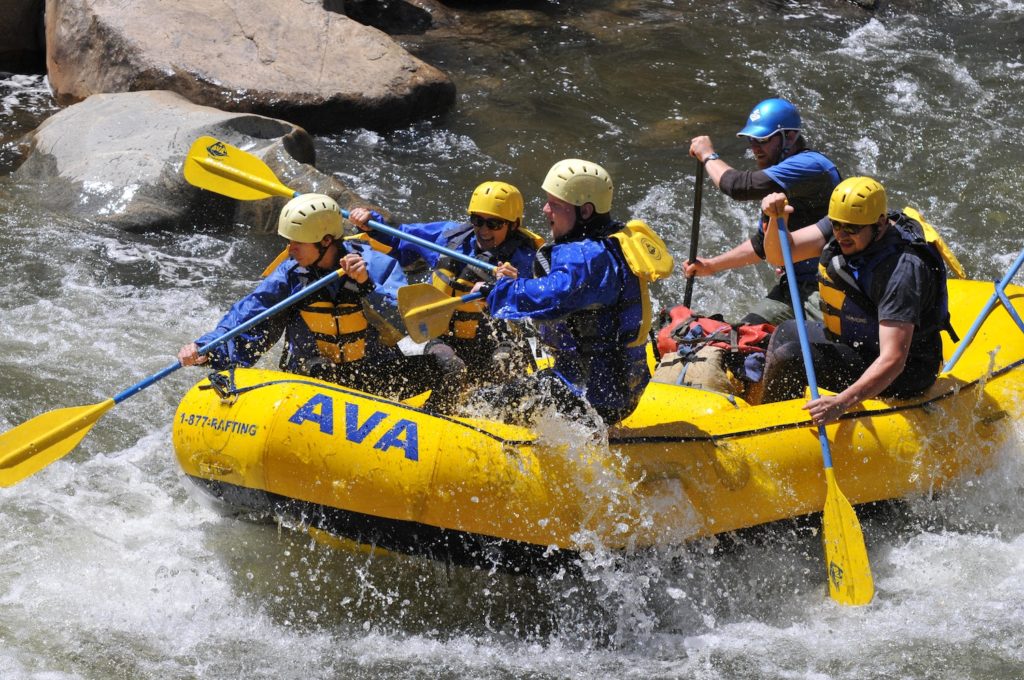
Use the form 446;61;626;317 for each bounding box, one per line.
344;209;497;276
113;270;345;405
683;160;704;308
776;215;833;468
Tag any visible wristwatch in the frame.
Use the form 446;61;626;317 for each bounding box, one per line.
703;152;720;163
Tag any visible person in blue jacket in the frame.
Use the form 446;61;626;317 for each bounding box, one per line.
177;193;446;408
686;97;841;325
347;181;542;405
469;159;652;427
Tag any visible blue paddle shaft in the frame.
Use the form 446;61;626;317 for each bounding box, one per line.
776;215;834;469
942;245;1024;373
112;270;344;405
340;209;497;275
279;189;497;275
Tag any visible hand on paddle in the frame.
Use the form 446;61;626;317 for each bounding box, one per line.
681;257;717;278
804;394;856;427
492;261;518;279
470;262;517;297
347;207;375;232
339;252;370;284
761;192;794;222
688;135;716;163
177;342;208;367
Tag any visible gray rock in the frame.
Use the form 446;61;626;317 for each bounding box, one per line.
44;0;455;132
13;90;365;232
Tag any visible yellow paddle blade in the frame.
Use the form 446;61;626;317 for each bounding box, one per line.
398;283;458;343
184;136;296;200
0;400;116;487
822;467;875;606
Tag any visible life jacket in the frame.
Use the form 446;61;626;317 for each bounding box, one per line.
535;223;653;408
817;211;956;351
296;272;370;365
656;306;775;382
527;219;668;420
533;221;661;354
432;223;542;340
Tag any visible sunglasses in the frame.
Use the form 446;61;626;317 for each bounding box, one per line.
469;214;509;231
746;132;780;146
830;219;874;235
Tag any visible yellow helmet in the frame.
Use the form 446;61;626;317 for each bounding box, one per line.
467;181;524;225
541;159;613;214
828;177;887;225
277;194;343;243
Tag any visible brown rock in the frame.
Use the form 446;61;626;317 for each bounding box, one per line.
43;0;455;132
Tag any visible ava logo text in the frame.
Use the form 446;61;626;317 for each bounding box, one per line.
288;394;419;461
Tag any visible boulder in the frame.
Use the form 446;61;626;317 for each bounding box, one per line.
44;0;456;132
13;90;367;232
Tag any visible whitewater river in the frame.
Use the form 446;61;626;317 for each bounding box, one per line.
3;1;1024;677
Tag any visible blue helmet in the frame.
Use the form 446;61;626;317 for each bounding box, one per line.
736;98;801;139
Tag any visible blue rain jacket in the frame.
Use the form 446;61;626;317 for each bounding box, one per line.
486;233;649;420
196;240;407;372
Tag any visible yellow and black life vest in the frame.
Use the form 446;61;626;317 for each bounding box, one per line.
606;220;673;347
298;286;369;364
433;224;543;341
817;211;955;349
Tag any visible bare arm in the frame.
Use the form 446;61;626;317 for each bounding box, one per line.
682;239;763;278
804;321;915;425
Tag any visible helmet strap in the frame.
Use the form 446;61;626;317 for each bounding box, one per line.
779;130;793;161
561;205;611;243
574;204;590;225
871;216;886;242
314;235;334;267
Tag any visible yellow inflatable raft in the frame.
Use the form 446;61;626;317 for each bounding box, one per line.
173;279;1024;570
